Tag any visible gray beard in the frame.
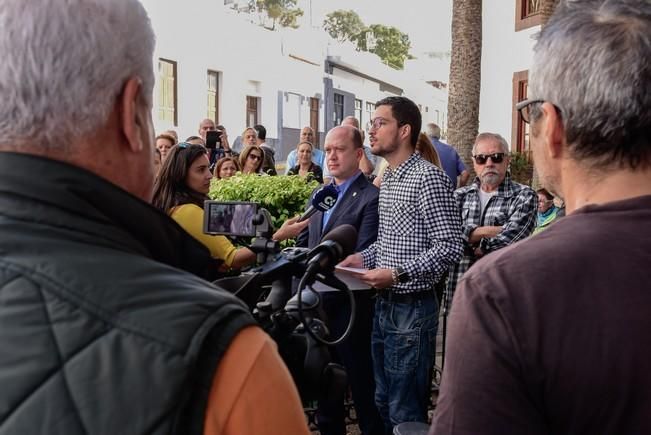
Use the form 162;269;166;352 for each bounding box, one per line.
480;172;501;187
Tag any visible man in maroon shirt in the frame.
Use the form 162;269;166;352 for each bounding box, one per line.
431;1;651;434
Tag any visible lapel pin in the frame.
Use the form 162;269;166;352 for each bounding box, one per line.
353;192;357;197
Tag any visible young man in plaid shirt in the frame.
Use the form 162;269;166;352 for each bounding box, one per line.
444;133;537;309
340;96;463;433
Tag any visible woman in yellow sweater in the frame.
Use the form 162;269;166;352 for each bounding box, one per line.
152;143;256;270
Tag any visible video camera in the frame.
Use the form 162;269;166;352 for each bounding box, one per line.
203;200;356;402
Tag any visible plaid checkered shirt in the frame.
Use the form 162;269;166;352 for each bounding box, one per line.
360;153;463;294
444;173;537;309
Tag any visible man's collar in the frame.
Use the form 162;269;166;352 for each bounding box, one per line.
385;153;420;181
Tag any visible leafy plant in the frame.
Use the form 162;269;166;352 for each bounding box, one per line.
209;174;318;231
509;151;534;186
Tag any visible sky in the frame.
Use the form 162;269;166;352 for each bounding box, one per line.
299;0;454;56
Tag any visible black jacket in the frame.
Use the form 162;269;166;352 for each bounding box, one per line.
0;152;254;435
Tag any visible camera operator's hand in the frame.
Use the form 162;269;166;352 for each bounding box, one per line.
338;253;363;268
272;215;310;241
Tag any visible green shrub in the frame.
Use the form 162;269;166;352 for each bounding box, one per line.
208;174;319;230
509;151;534;186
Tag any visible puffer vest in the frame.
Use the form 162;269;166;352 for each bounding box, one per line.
0;152;255;435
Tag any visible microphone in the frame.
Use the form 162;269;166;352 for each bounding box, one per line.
304;224;358;279
297;184;339;222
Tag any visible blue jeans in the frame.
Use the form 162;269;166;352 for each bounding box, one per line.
371;295;438;433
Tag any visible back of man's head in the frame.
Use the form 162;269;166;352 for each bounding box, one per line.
529;0;651;170
0;0;155;151
341;116;360;130
253;124;266;141
426;123;441;140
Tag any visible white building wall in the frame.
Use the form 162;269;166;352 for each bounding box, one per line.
141;0;447;149
479;2;539;147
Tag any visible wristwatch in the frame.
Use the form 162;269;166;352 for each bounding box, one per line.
393;267;410;284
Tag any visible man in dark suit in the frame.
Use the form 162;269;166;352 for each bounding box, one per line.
297;125;383;435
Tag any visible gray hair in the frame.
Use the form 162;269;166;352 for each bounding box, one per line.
473;132;509;155
0;0;155;149
529;0;651;169
426;123;441;140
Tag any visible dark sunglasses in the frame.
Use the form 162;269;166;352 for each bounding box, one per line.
473;153;506;165
248;153;262;161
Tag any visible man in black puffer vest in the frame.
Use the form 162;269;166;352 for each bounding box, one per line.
0;1;309;434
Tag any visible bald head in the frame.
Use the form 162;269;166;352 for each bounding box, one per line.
324;126;364;182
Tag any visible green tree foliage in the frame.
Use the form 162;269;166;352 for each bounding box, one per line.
254;0;303;29
354;24;411;69
323;10;366;42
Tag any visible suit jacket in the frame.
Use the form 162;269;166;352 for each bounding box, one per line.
297;173;379;251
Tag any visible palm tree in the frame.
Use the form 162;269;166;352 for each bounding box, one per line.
447;0;482;182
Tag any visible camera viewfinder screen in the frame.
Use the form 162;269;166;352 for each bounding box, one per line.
205;202;257;237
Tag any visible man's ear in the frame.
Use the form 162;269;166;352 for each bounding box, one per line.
540;102;565;159
399;123;411;143
120;76;144;153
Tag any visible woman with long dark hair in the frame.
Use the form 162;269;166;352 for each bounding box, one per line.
152;143;256;270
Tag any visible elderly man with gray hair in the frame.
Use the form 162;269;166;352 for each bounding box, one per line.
432;1;651;434
444;132;537;309
0;1;309;434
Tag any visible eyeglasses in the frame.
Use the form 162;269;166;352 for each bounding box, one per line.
248;153;262;161
516;99;563;124
473;153;506;165
367;117;391;131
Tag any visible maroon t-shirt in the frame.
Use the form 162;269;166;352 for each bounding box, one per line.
431;195;651;435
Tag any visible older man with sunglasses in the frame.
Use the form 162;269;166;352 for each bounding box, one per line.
444;132;537;308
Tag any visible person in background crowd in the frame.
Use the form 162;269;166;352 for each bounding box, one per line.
285;126;325;172
0;0;309;434
199;118;233;165
162;129;178;143
431;2;651;434
199;118;216;142
533;187;561;234
152;143;257;271
373;132;441;188
426;122;469;188
444;132;537;309
416;132;441;168
239;144;264;175
185;135;205;146
215;125;232;154
287;141;323;183
254;124;277;175
214;156;240;180
154;147;162;177
340;96;463;433
238;127;257;152
297;125;383;435
156;133;176;161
